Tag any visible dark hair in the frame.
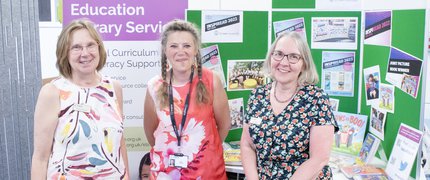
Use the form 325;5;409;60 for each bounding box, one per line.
139;153;151;179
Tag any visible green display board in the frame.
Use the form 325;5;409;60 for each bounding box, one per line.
272;0;315;9
360;9;426;178
272;11;362;114
187;10;269;142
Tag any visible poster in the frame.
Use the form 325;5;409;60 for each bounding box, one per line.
63;0;188;179
420;118;430;180
369;106;386;140
200;45;226;87
227;60;265;91
273;17;307;40
386;123;423;180
329;98;339;111
363;65;381;106
386;47;422;98
311;17;358;50
316;0;361;10
321;51;355;97
332;111;368;156
364;11;392;46
201;10;243;43
379;83;395;113
228;98;244;129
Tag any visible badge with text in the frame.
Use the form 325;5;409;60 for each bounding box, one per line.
73;103;91;113
250;117;262;125
168;153;188;168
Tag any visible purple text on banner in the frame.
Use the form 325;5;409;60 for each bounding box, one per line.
399;125;422;143
63;0;188;41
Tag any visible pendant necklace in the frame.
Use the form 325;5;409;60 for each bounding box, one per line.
273;81;297;103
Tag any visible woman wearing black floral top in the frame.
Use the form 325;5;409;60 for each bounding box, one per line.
240;32;339;180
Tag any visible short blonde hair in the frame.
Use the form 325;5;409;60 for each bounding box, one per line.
264;31;319;85
56;18;107;78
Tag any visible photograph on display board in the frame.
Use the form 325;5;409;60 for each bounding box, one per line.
321;51;355;97
363;65;381;106
311;17;358;50
200;45;226;88
364;10;392;47
228;98;244;130
369;106;386;140
332;111;368;156
201;10;243;43
227;60;265;91
378;83;395;113
273;17;307;40
386;47;422;98
329;98;339;112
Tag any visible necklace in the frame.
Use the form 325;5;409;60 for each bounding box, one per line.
273;82;297;103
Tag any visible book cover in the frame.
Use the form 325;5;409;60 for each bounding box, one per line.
358;133;381;164
341;165;386;178
332;111;368;156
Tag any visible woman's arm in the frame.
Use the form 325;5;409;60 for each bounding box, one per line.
31;83;60;180
144;89;158;147
113;80;130;179
290;125;334;180
212;73;231;141
240;123;259;180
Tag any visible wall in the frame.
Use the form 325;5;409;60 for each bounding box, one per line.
1;0;41;179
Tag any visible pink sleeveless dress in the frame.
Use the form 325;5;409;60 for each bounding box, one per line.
147;68;227;180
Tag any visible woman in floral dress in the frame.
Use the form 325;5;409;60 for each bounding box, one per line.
144;20;230;179
240;32;339;180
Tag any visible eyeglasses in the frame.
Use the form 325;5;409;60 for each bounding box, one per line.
271;51;302;64
70;43;99;54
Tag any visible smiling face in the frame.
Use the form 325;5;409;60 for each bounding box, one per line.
68;28;100;76
270;36;304;84
165;31;197;75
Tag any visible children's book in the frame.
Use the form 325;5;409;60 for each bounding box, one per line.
340;165;386;179
332;111;368;156
358;133;381;164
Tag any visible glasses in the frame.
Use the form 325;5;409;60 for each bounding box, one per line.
70;43;99;54
271;51;302;64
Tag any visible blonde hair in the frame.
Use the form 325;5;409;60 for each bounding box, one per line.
157;19;209;108
56;18;107;78
264;31;319;86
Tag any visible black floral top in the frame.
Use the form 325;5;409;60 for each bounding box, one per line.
244;83;339;180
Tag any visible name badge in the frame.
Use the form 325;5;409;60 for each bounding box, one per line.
73;104;91;113
250;117;262;125
168;153;188;168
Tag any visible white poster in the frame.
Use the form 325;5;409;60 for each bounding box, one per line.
378;83;395;113
386;123;423;180
228;98;244;129
273;17;307;40
201;10;243;43
311;17;358;50
316;0;361;10
227;60;265;91
321;51;355;97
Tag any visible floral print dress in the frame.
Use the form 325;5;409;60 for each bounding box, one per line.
147;68;227;180
47;76;126;179
245;83;339;179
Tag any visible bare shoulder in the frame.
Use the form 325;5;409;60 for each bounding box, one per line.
38;83;59;101
212;72;223;90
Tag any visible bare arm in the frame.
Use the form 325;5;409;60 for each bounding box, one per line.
144;89;158;147
31;83;60;180
290;125;334;180
113;80;130;179
212;74;230;141
240;123;259;180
